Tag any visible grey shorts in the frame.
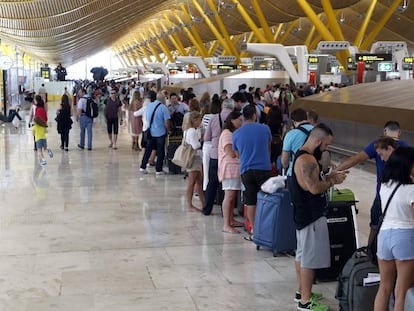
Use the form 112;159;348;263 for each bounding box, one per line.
295;216;330;269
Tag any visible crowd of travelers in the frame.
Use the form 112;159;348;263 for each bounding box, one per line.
20;78;413;311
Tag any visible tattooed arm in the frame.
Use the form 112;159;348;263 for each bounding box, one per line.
295;154;347;194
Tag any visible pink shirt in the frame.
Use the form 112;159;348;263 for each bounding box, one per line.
218;129;240;182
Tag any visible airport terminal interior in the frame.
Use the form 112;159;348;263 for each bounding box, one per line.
0;106;376;311
1;0;414;310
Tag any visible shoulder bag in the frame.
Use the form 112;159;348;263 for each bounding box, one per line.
172;131;195;169
143;103;162;141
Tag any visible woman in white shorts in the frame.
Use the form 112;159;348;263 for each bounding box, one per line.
183;111;205;212
374;147;414;311
218;111;243;234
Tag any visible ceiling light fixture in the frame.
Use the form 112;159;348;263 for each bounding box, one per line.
219;1;237;10
396;0;409;13
339;11;345;24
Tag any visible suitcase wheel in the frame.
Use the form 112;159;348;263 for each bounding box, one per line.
256;245;260;251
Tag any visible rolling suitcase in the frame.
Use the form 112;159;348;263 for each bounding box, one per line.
316;188;359;281
167;134;182;174
253;189;296;256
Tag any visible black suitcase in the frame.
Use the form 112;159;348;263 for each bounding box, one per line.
316;201;358;281
167;135;182;174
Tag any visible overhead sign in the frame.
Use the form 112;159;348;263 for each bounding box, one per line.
40;67;50;79
403;57;413;63
377;62;393;72
403;57;413;70
308;56;319;64
346;57;357;70
355;54;392;63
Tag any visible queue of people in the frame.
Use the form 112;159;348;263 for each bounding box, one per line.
20;78;413;310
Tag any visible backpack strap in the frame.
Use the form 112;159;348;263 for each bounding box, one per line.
295;123;311;136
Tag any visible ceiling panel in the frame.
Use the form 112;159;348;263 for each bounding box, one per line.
0;0;413;66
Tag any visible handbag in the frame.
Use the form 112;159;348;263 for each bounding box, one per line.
143;103;162;142
172;132;195;169
368;183;401;265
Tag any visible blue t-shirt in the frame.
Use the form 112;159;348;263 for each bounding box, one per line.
282;124;314;176
232;123;272;174
364;139;409;193
145;100;171;137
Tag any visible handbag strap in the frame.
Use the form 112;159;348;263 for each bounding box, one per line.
218;113;223;130
148;103;162;129
369;183;401;251
380;183;402;224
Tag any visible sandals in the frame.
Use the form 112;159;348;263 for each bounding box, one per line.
231;220;244;227
243;235;254;242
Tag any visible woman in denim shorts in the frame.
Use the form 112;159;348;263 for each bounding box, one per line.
374;147;414;311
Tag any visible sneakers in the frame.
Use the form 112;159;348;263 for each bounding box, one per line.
47;149;54;158
297;300;329;311
139;168;148;174
40;158;47;166
155;171;165;176
295;292;323;303
77;144;84;150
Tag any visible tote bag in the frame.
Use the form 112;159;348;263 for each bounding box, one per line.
172;132;195;169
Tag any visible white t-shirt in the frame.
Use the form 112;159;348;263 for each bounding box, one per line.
380;182;414;230
184;128;202;157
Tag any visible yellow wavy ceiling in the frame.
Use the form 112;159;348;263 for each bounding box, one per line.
0;0;412;65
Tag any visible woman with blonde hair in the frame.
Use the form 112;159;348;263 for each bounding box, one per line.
129;91;143;150
183;111;205;212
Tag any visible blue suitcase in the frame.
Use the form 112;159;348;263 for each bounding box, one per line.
253;189;296;256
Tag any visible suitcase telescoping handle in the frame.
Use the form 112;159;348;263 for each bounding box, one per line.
352;204;360;249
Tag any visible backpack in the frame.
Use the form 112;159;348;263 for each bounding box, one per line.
257;103;267;124
289;124;312;162
335;248;379;311
85;97;99;118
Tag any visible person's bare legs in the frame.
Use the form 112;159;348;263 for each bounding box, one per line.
222;190;239;233
295;260;302;296
300;267;315;303
374;259;396;311
108;133;113;147
187;171;199;212
194;171;205;210
393;259;414;311
38;147;45;161
246;204;256;234
112;134;118;149
149;149;156;165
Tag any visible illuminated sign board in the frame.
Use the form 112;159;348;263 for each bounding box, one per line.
40;67;50;79
308;56;319;64
403;57;413;63
377;62;393;72
355;54;392;63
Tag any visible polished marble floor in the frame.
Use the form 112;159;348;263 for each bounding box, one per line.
0;105;377;310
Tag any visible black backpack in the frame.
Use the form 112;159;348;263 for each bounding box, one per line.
85;97;99;118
